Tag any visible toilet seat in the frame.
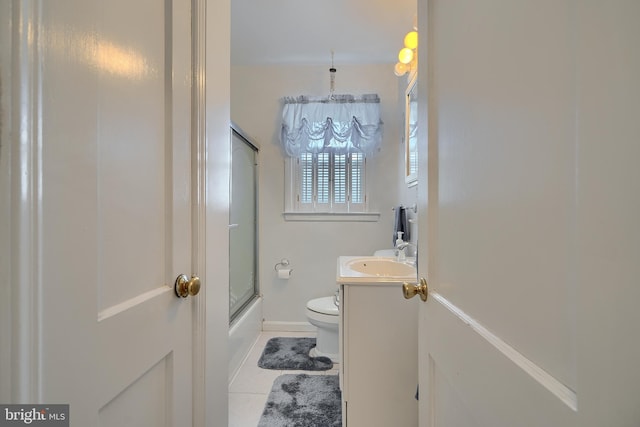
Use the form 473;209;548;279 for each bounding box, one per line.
306;296;339;316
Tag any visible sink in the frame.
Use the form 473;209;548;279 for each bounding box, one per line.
337;256;417;284
347;258;415;276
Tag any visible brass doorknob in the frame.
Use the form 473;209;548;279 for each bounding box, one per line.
175;274;201;298
403;277;428;302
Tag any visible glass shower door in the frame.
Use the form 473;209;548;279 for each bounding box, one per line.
229;127;258;322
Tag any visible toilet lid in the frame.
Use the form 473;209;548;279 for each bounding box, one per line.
307;297;339;316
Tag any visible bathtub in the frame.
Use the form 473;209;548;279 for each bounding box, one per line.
228;297;262;382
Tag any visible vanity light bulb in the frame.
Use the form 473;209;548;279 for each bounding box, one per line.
404;31;418;50
394;62;408;76
398;48;414;65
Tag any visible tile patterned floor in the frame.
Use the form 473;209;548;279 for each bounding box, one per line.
228;331;339;427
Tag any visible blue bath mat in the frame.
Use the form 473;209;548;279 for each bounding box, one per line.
258;337;333;371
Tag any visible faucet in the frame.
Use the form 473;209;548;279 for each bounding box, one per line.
396;241;417;264
396;241;414;251
395;241;415;261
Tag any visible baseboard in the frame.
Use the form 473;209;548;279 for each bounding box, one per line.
262;321;316;333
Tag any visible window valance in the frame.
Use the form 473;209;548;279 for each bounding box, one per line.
280;94;383;157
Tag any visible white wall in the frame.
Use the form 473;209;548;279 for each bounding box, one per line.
231;63;410;325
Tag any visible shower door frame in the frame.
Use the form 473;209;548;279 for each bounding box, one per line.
229;123;260;323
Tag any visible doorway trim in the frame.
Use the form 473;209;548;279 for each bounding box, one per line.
192;0;207;424
5;0;44;404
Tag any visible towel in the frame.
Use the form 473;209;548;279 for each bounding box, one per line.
393;206;410;245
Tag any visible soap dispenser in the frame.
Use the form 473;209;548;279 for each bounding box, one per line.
395;231;406;262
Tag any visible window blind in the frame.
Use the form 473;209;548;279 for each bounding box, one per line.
297;152;365;212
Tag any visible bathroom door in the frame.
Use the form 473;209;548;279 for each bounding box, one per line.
229;127;259;320
8;0;200;424
415;1;640;426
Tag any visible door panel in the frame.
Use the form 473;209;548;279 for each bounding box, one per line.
429;0;575;390
96;0;168;310
98;355;171;427
424;297;574;425
417;1;640;426
573;2;640;424
430;357;480;427
16;0;195;424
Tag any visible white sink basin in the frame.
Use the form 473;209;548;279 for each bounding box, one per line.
347;258;415;276
337;256;417;284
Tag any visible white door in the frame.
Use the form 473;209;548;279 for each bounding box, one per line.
8;0;198;424
415;1;640;426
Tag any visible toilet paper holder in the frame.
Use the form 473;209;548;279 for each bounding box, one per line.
274;258;291;272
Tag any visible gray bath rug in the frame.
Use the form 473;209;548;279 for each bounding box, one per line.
258;374;341;427
258;337;333;371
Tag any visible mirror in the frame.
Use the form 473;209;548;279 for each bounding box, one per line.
405;74;418;186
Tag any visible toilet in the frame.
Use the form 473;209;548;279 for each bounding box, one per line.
306;295;340;363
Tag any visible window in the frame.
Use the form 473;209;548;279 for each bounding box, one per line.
293;152;366;213
280;93;382;220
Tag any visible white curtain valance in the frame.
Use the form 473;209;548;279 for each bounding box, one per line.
280;94;383;157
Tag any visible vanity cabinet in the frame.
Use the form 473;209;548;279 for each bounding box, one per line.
339;282;419;427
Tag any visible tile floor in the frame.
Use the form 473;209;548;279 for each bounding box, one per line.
228;331;340;427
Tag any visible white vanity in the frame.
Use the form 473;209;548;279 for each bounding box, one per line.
337;256;419;427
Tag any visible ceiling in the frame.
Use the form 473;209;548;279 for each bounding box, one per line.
231;0;417;66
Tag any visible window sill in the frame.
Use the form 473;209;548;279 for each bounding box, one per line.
283;212;381;222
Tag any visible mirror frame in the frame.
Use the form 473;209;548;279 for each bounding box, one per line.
404;73;418;186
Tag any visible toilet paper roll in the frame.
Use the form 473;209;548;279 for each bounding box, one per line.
277;268;292;279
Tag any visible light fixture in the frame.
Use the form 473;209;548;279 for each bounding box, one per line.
394;26;418;77
398;47;414;64
394;62;409;77
404;31;418;50
329;50;337;99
